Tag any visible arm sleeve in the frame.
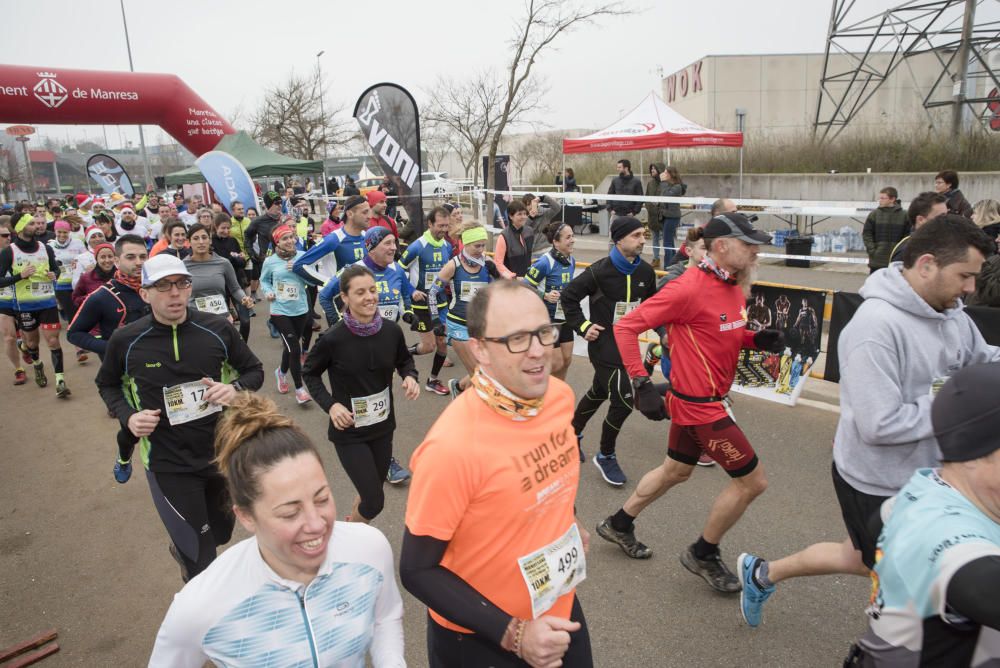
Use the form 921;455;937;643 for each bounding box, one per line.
399;269;414;310
493;236;515;279
398;240;419;269
244;220;260;262
293;235;337;285
258;258;275;296
399;530;512;645
95;331;139;422
225;326;264;390
318;277;341;324
45;244;60;276
614;279;693;378
559;266;598;335
964;321;1000;364
0;247;14;280
302;333;336;413
148;593;209;668
945;556;1000;631
369;531;406;667
524;256;548;288
862;213;876;255
394;327;418;381
840;340;935;445
67;291;110;355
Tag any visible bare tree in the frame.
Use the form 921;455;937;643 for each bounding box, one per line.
485;0;631;205
249;68;349;160
520;131;565;183
420;122;452;173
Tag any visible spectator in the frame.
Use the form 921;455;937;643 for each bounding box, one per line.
321;201;342;236
557;167;578;192
889;191;948;263
607;158;642;218
967;254;1000;307
342;176;360;197
862;186;908;273
380;176;398;219
659;166;686;267
645;163;665;267
367;190;398;238
934;169;974;218
493;200;534;279
972;198;1000;245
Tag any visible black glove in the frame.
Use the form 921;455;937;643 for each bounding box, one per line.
433;323;446;337
633;378;667;421
753;328;786;353
402;311;415;325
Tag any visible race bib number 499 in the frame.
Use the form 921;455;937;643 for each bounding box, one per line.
516;523;587;619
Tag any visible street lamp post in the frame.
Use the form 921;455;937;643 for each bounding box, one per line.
16;136;36;201
316;50;329;197
120;0;154;190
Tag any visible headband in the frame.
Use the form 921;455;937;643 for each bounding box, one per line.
461;226;488;245
14;214;33;233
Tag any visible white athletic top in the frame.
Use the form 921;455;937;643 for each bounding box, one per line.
149;522;405;668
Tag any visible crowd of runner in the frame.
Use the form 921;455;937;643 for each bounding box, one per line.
2;174;1000;667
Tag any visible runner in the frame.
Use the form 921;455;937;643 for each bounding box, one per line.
303;264;420;522
0;216;25;385
70;226;107;288
400;280;592;667
494;200;536;279
524;219;577;379
293;194;369;288
68;234;149;483
428;223;498;398
115;204;152;241
443;203;464;257
245;191;284;292
47;220;87;362
183;223;254;327
560;216;657;485
72;243;116;309
738;216;999;627
225;200;250;257
95;253;264;581
398;206;453;396
156;220;191;260
366;190;398;238
211;218;252;342
260;224;313;405
0;212;69;397
148;392;404;667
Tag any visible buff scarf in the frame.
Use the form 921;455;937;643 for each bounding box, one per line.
698;255;737;285
469;368;544;421
114;269;142;292
343;308;383;337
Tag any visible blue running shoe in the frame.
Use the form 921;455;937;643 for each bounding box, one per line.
114;458;133;484
593;452;626;486
386;457;412;485
738;552;775;627
268;321;280;338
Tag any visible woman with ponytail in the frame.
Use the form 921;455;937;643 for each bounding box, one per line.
524;219;578;379
150;392;404;667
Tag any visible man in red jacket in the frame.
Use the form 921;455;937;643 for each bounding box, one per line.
595;212;786;594
367;190;398;238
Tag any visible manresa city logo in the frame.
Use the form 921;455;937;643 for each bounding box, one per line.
33;72;68;109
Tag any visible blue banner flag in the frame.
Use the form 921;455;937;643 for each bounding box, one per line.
195;151;258;215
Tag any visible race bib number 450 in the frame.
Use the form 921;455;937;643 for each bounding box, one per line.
194;294;228;315
517;523;587;619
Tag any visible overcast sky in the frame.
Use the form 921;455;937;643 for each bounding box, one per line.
4;0;888;150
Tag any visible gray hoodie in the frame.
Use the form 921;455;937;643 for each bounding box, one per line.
832;263;1000;496
183;253;247;310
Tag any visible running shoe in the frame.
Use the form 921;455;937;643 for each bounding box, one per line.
576;433;585;462
596;517;652;559
13;369;26;386
448;378;462;400
17;340;32;366
738;552;775;627
113;459;133;484
168;543;191;583
386;457;412;485
274;368;289;394
75;348;89;363
268;321;280;338
697;453;716;467
55;379;70;399
680;545;741;593
593;452;627;486
294;387;312;405
33;361;47;388
425;378;449;396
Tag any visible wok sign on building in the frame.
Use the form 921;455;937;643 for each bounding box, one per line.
665;61;704;103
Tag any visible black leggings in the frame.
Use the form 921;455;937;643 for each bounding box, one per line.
116;425;135;462
145;468;234;579
270;313;308;388
235;302;251;343
55;290;76;323
427;597;593;668
572;364;634;456
332;431;393;521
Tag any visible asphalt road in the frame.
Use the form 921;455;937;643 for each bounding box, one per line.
0;300;870;667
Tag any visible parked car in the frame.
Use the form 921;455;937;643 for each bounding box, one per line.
356;178;384;196
420;172;460;196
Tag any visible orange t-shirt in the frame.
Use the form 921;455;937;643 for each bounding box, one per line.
406;377;580;633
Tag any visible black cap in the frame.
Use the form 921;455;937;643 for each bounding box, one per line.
263;191;281;209
703;212;771;245
932;362;1000;462
610;216;643;242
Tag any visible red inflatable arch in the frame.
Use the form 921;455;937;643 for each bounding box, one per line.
0;64;235;155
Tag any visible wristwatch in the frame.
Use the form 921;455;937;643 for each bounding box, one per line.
631;376;652;390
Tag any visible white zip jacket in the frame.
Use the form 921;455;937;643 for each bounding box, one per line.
149;522;405;667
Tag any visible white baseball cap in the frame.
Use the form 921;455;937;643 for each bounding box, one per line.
141;254;191;287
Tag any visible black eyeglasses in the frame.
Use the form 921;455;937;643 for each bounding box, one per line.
150;278;192;292
481;324;561;353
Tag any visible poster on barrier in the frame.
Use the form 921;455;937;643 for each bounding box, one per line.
731;284;826;406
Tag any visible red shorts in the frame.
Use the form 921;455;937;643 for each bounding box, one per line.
667;416;759;478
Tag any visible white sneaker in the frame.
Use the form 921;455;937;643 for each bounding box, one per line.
295;387;311;405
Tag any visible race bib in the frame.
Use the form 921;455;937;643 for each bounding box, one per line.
0;286;11;299
459;281;485;303
162;381;223;426
554;300;565;321
517;523;587;620
194;293;228;315
612;300;640;323
423;270;438;289
351;386;391;428
276;280;299;302
30;281;54;297
378;304;399;321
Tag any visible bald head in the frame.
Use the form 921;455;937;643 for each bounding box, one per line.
711;198;737;217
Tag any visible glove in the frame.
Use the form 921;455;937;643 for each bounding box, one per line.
754;328;786;353
433;323;446;337
402;310;415;325
634;379;667;421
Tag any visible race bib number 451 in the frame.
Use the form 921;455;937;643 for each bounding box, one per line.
517;523;587;619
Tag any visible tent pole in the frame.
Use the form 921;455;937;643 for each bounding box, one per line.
666;148;671;166
738;147;744;198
